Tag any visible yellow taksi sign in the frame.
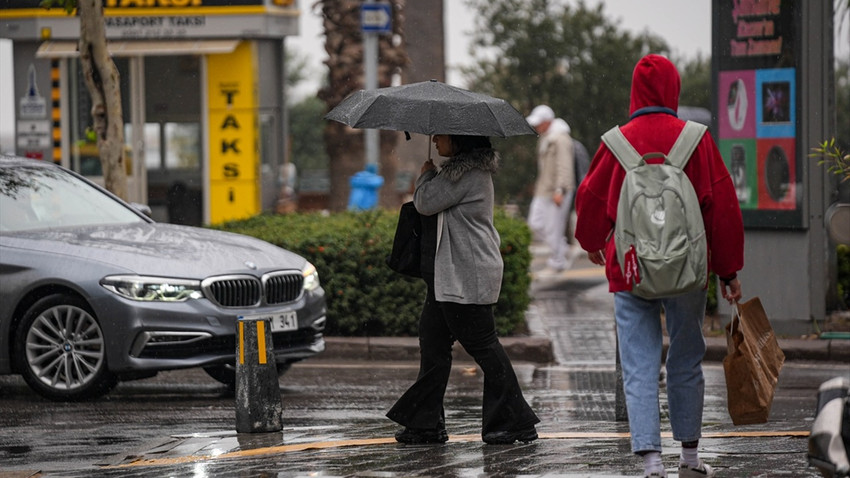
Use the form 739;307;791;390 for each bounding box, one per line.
207;41;259;224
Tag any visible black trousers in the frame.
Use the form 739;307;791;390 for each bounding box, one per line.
386;276;539;435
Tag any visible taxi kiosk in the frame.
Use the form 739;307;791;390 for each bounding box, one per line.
1;0;298;225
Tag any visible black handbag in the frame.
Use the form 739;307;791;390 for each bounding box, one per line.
386;201;422;278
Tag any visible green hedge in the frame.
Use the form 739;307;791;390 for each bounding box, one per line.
214;208;532;337
707;273;719;315
838;244;850;307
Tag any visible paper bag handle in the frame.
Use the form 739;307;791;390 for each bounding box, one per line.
729;300;742;335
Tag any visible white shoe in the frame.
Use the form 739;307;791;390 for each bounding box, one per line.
569;246;584;260
679;460;715;477
545;256;571;271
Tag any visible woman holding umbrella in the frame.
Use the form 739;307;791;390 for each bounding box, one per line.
386;134;540;445
325;80;539;444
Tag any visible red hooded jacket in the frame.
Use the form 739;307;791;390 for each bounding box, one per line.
575;54;744;293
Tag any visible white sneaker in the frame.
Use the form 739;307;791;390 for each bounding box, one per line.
679;460;715;477
545;257;569;271
569;246;584;260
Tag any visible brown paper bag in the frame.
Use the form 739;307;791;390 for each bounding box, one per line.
722;296;786;425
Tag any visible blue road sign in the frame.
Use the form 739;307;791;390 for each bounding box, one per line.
361;3;392;34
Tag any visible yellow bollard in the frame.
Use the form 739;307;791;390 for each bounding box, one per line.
235;315;283;433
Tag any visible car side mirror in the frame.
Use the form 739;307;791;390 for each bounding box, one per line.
131;202;153;217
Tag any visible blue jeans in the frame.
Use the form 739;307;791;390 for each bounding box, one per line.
614;288;708;454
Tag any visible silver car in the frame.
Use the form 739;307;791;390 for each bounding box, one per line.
0;155;326;401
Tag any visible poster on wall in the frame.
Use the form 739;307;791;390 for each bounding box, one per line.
713;0;802;228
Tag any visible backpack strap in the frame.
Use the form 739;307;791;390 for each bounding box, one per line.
666;121;708;170
601;126;642;171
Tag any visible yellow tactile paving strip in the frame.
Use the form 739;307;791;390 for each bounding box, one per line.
105;430;810;469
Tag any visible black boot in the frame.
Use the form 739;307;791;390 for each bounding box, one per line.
394;426;448;444
482;426;538;445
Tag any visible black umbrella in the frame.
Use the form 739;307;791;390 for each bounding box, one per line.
324;80;536;138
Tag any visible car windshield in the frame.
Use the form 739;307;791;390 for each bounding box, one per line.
0;164;147;232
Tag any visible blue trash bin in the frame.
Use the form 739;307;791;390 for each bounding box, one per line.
348;164;384;210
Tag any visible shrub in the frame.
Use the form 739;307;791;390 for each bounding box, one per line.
214;207;532;337
838;244;850;307
706;273;718;316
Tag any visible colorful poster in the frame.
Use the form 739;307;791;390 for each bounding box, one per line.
714;0;800;228
757;137;796;210
716;68;796;216
718;71;756;139
756;68;796;138
719;139;758;210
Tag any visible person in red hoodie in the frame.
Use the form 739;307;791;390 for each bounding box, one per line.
575;54;744;478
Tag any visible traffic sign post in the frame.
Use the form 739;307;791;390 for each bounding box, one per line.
360;0;392;174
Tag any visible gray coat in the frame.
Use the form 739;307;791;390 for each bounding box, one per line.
413;148;503;305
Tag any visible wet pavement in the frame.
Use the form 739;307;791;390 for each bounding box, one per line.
1;248;848;477
2;360;840;478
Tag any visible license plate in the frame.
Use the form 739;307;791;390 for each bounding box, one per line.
270;311;298;332
242;311;298;332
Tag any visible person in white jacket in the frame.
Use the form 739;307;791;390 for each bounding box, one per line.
386;134;539;446
526;105;576;271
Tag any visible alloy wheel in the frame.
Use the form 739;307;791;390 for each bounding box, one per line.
24;303;106;392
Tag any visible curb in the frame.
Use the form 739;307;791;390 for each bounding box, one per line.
321;336;555;364
321;335;849;364
703;336;850;363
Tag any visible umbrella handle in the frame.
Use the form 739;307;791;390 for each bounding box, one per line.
427;135;432;162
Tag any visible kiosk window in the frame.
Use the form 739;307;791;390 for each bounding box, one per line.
164;123;200;171
127;122;199;171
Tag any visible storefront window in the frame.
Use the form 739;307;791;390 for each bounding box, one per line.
126;122;199;171
125;123;162;171
164;122;200;170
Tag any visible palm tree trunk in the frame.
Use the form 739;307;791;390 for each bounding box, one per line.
78;0;127;200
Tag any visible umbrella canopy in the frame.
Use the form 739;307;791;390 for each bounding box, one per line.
324;80;537;138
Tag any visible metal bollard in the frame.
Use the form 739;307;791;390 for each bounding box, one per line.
235;315;283;433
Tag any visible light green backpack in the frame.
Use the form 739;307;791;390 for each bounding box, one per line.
601;121;708;299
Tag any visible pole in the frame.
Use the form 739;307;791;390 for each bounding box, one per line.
363;0;378;168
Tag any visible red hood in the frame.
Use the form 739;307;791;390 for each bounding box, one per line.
629;54;680;115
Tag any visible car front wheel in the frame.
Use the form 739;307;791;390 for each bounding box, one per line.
14;294;117;401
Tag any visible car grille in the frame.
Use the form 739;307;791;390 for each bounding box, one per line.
264;272;304;305
203;272;303;308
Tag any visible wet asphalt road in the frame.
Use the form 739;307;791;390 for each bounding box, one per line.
1;257;849;477
0;353;847;477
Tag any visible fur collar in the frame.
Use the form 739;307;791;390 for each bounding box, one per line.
439;148;499;182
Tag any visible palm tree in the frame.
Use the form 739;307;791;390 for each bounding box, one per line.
317;0;408;210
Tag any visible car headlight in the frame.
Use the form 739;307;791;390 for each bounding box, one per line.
101;275;204;302
302;262;321;292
